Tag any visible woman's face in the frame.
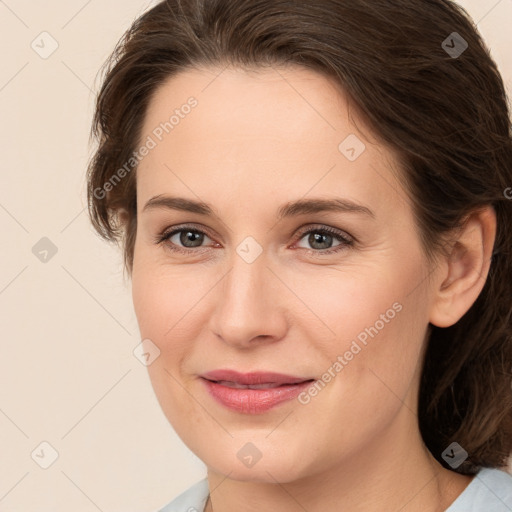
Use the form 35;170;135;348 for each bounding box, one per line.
131;65;437;482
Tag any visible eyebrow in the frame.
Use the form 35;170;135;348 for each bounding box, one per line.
142;195;375;220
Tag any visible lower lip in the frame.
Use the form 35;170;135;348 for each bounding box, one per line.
201;378;314;414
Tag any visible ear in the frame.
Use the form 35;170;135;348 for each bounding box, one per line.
116;207;130;229
429;206;497;328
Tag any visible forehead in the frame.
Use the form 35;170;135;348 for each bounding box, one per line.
141;65;358;153
136;65;406;219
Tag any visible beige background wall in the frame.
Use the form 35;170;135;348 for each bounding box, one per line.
0;1;511;511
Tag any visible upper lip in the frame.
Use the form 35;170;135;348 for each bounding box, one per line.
201;369;313;386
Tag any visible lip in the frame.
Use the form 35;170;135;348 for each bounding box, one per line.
200;369;315;414
201;369;312;386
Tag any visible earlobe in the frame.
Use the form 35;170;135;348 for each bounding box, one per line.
429;207;497;328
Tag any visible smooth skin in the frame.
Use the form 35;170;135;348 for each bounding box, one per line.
129;65;496;511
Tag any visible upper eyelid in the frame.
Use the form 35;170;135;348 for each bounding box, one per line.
162;224;215;241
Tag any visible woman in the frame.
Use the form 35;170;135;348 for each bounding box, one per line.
86;0;512;510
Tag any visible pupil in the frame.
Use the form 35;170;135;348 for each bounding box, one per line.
310;232;332;250
181;231;203;247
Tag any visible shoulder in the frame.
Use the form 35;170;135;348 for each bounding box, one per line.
447;467;512;511
154;478;209;512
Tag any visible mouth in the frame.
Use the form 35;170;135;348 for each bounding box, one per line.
199;369;316;414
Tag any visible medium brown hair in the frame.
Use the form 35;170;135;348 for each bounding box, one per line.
86;0;512;474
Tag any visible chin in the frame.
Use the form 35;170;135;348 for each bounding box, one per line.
197;439;312;484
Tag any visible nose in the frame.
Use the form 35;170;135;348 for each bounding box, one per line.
208;251;289;349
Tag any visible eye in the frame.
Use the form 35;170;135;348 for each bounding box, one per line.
293;225;354;255
155;225;215;255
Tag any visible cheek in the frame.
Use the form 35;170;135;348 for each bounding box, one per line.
131;235;210;342
288;264;429;464
290;254;430;400
279;258;416;349
131;261;208;426
131;270;213;383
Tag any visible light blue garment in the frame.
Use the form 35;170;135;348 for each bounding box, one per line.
446;467;512;511
157;478;209;512
157;467;512;511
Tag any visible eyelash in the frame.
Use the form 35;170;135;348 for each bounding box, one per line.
154;224;354;257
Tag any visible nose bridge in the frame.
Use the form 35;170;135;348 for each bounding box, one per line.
209;246;287;346
226;248;267;303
